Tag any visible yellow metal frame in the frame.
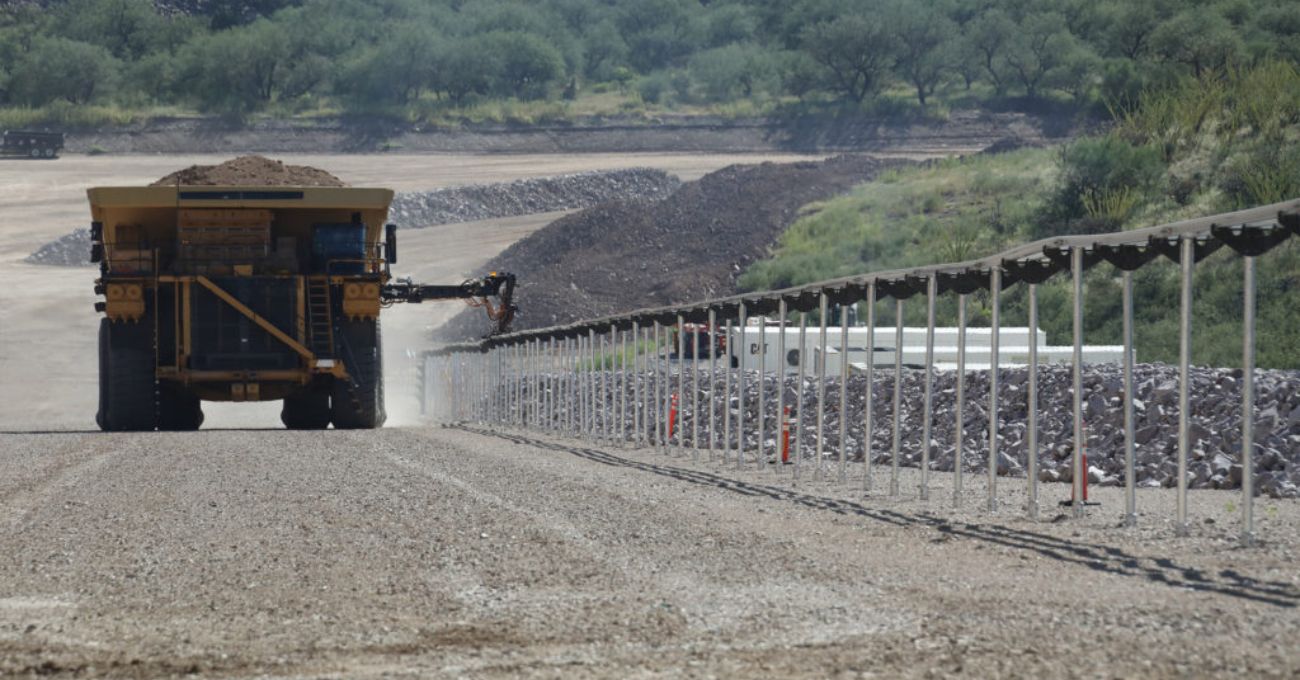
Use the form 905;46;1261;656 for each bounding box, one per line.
152;275;349;385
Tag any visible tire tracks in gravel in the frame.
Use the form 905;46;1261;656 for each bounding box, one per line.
0;433;116;531
384;427;913;648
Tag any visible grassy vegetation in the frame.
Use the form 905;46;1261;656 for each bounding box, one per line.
740;149;1057;291
4;0;1299;127
740;62;1300;369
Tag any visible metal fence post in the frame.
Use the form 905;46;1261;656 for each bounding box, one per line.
758;314;768;469
955;293;966;508
723;319;733;463
634;323;644;445
1027;284;1039;519
920;274;936;501
1121;272;1136;527
838;302;850;482
1176;236;1194;537
1241;255;1256;548
737;302;748;470
795;311;808;482
775;299;787;475
816;292;829;481
601;331;610;442
708;308;717;458
677;313;686;453
890;298;903;497
620;327;628;444
864;283;875;493
1071;246;1086;518
655;321;665;449
655;321;666;451
691;319;700;460
988;267;1001;513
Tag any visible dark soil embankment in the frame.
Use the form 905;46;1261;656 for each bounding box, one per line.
62;110;1064;155
438;155;906;338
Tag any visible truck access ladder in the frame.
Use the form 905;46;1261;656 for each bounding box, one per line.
307;277;333;357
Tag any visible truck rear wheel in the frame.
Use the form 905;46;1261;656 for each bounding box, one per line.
281;390;331;429
99;319;157;432
158;383;203;431
96;320;109;430
331;319;386;429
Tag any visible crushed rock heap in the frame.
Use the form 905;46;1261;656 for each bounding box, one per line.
150;155;347;187
438;155;907;338
389;169;680;228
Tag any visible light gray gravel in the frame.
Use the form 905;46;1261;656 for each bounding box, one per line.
0;426;1297;678
388;169;680;228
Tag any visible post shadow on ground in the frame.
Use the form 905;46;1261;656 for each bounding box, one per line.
457;425;1300;610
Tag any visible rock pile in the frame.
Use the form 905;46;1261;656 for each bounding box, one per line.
439;155;907;338
495;362;1300;498
389;169;680;228
24;228;92;267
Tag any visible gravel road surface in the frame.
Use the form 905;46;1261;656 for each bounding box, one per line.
1;426;1297;678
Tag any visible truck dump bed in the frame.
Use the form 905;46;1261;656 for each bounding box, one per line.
88;185;394;276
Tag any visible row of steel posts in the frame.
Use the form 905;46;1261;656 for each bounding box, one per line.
427;239;1263;546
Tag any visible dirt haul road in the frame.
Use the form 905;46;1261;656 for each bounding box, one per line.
0;152;824;430
0;426;1297;678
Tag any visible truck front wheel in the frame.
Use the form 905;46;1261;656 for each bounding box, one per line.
98;318;157;432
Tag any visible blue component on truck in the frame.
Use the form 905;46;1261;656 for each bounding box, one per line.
311;223;366;273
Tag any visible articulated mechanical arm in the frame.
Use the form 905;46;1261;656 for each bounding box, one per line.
382;272;517;336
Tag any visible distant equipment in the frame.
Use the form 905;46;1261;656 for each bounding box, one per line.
2;130;63;159
88;184;516;432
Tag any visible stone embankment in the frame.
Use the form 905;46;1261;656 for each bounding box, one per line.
389;168;679;228
501;363;1300;498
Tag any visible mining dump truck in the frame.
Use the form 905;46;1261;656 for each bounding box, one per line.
88;184;514;431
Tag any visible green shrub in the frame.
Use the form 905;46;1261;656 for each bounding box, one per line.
636;72;671;104
1217;141;1300;208
1043;135;1163;234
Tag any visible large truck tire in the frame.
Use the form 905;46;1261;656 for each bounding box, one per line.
96;319;110;430
158;383;204;431
331;319;386;429
281;390;331;429
100;319;157;432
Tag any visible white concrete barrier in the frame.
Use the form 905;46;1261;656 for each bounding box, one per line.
727;326;1127;373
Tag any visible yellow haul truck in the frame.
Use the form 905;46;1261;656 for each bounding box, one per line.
88;185;514;431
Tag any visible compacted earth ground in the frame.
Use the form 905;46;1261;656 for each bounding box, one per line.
0;426;1296;678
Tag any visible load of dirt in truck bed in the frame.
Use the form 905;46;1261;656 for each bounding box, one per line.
438;154;907;338
150;155;347;187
